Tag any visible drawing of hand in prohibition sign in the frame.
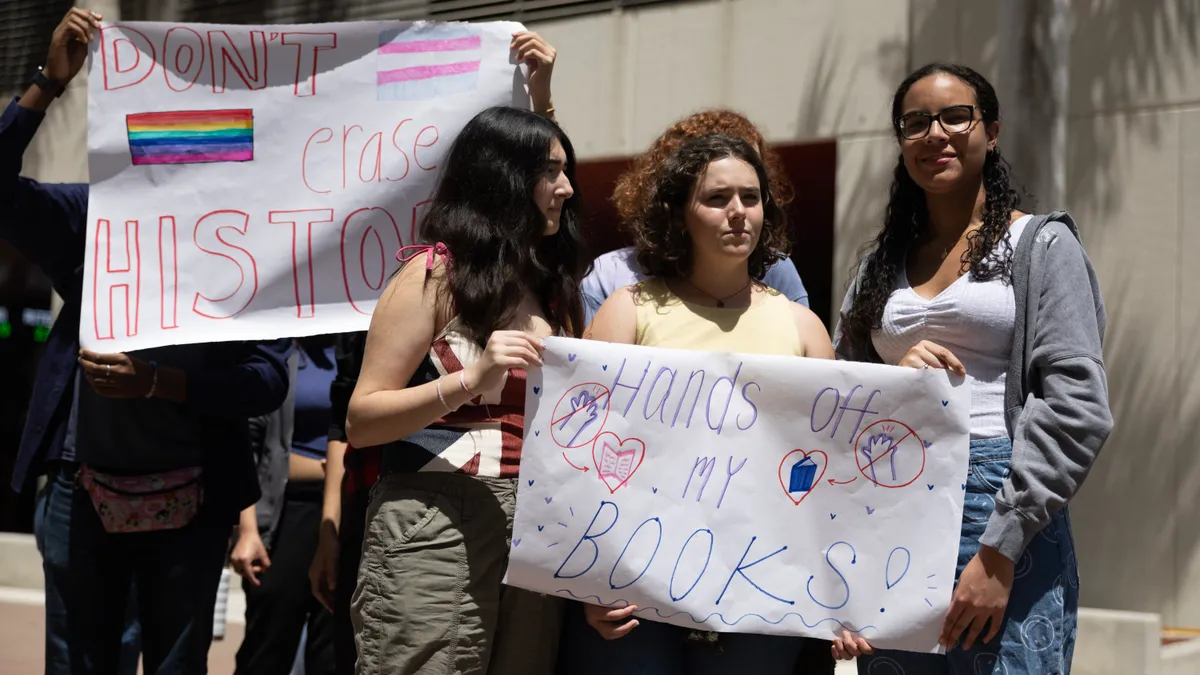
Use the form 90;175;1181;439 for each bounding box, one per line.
549;382;610;450
854;420;926;489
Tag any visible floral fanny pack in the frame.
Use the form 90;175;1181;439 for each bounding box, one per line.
78;465;204;533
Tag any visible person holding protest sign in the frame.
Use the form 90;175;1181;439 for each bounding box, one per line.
580;109;810;324
308;30;563;675
834;63;1112;674
232;335;340;675
2;8;291;673
567;133;842;674
345;104;587;675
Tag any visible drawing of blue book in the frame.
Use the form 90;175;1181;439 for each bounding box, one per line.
789;456;818;493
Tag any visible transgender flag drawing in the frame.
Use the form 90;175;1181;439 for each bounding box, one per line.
376;25;483;101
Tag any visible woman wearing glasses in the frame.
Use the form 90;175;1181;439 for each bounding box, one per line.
834;63;1112;674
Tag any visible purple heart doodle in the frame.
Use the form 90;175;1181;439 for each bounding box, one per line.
830;513;837;520
941;400;948;407
866;506;876;515
534;430;540;437
513;539;521;547
533;386;540;395
927;484;934;490
545;497;553;504
537;525;544;531
602;365;608;371
924;441;932;448
652;487;658;494
568;354;577;362
528;479;534;486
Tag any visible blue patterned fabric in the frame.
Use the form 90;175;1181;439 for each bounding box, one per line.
858;437;1078;675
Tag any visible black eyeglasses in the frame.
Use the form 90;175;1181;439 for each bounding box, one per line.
896;105;982;140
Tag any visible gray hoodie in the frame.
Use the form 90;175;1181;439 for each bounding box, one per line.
834;211;1114;562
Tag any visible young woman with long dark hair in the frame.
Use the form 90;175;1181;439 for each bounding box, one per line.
308;31;562;675
345;105;587;675
833;63;1112;674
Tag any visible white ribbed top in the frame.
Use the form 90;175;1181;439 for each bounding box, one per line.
872;215;1031;439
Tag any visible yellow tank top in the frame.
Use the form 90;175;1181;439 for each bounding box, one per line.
632;278;803;356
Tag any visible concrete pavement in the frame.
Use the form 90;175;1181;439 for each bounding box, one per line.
0;588;243;674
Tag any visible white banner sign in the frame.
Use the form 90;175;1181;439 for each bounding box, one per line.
506;338;972;653
83;20;525;351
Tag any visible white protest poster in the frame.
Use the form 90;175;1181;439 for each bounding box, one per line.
506;338;972;653
82;19;525;351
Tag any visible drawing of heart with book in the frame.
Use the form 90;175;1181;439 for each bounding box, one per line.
591;432;646;494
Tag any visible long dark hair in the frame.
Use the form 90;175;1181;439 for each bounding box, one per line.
838;63;1024;358
632;133;789;280
417;106;587;345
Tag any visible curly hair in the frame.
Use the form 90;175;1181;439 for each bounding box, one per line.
837;63;1025;359
613;110;794;228
631;134;789;281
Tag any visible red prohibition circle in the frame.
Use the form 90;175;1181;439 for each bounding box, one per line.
549;382;612;450
853;419;926;489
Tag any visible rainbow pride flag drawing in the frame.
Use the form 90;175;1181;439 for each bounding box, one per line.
126;109;254;166
376;25;482;101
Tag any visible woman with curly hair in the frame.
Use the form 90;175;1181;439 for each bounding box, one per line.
833;63;1112;673
560;133;835;675
580;110;809;323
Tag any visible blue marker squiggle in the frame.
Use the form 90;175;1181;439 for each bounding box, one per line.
669;529;713;602
609;517;662;590
885;547;911;590
554;589;878;635
806;541;856;610
555;501;619;580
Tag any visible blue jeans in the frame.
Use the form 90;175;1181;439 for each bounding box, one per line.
557;601;808;675
857;438;1079;675
38;466;230;674
36;480;142;675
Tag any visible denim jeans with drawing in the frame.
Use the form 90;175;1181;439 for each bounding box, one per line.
857;437;1079;675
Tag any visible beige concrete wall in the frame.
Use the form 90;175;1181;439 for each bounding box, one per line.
1064;1;1200;630
1068;104;1183;619
537;0;907;157
19;0;121;184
